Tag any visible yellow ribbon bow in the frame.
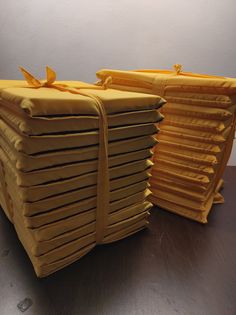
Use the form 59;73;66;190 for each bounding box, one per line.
19;66;112;93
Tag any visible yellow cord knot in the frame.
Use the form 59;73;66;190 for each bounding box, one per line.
95;76;112;89
173;64;183;75
19;66;57;87
19;66;71;92
19;66;111;93
102;76;112;89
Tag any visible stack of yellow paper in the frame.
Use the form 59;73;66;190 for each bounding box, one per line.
0;74;164;277
96;66;236;223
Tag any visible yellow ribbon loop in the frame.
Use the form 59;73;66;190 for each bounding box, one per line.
19;66;110;244
19;66;112;93
173;64;183;75
45;66;56;85
19;66;73;92
102;76;113;89
19;66;57;87
19;66;42;88
95;76;113;89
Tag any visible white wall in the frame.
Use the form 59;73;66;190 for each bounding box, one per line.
0;0;236;163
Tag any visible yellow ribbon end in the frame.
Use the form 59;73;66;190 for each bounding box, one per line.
46;66;56;85
102;76;112;89
19;66;42;87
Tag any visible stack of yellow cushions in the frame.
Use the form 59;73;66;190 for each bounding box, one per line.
96;65;236;223
0;68;165;277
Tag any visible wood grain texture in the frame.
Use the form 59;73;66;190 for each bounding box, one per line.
0;167;235;315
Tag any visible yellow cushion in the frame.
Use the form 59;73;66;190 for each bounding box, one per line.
0;104;163;135
0;76;164;277
0;84;163;116
0;118;158;154
0;132;157;171
96;67;236;223
26;190;151;229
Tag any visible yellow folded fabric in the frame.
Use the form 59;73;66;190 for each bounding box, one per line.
1;146;152;202
1;85;163;117
0;104;163;135
0;118;158;154
0;68;164;276
14;212;149;277
0;133;157;171
158;124;232;144
25;190;151;229
96;65;236;223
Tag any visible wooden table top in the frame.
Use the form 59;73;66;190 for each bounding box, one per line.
0;167;235;315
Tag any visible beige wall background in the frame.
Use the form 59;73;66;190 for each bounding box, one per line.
0;0;235;164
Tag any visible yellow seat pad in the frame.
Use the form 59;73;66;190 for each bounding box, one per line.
96;67;236;223
25;189;151;229
158;124;232;144
6;154;153;187
0;133;157;171
156;143;218;165
161;103;234;120
0;82;163;117
0;104;163;135
0;118;158;154
14;211;149;277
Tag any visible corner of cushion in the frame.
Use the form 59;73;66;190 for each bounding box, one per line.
96;69;107;79
15;139;23;153
147;159;154;167
20;98;35;116
201;218;208;224
146;94;166;110
19;121;30;134
158;97;167;107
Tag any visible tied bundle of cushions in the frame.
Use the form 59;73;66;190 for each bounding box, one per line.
0;67;165;277
96;65;236;223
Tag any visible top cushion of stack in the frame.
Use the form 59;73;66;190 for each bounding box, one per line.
0;75;164;277
96;66;236;223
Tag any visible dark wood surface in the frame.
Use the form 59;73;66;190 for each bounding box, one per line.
0;167;235;315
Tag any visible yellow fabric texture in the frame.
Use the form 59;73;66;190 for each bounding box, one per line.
96;65;236;223
0;67;164;277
